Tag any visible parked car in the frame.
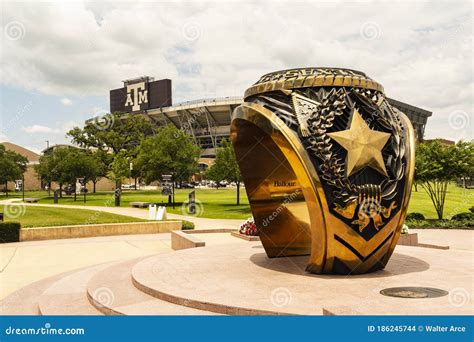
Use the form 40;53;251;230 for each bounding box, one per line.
63;185;75;195
181;182;195;189
121;184;136;190
63;185;88;195
208;181;227;188
175;182;195;189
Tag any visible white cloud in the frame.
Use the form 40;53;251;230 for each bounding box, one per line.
1;0;473;140
22;125;60;134
91;106;108;116
22;121;79;135
60;120;80;132
61;97;72;106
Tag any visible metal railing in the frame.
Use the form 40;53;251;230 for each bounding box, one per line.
171;96;243;107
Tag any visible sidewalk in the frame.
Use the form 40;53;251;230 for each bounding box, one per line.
0;199;243;230
0;231;241;300
0;233;171;299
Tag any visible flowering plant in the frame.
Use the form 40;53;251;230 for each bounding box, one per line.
239;217;258;236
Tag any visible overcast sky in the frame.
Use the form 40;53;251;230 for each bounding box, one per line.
0;0;472;153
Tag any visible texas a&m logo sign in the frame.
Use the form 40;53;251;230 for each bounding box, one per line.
110;77;172;113
124;82;149;112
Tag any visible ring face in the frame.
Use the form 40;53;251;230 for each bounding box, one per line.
231;68;415;275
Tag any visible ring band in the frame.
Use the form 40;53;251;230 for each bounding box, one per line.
231;67;414;275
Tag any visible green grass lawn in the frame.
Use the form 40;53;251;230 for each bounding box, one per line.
409;183;473;219
0;190;48;201
1;184;471;220
0;188;252;219
0;204;146;228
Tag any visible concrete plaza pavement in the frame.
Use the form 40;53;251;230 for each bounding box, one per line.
0;231;242;300
0;198;472;313
0;199;243;299
133;237;473;315
0;227;472;302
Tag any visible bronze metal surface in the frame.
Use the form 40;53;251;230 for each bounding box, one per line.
380;287;448;299
231;67;415;275
244;67;384;99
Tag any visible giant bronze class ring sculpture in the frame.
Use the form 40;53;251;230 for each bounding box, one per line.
230;68;415;275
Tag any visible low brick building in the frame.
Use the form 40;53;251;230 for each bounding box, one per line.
1;142;42;191
1;142;117;192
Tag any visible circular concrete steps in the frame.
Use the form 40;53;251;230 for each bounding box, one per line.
131;243;298;315
0;267;86;315
3;256;221;316
130;242;474;316
87;258;218;315
38;263;115;315
6;237;469;316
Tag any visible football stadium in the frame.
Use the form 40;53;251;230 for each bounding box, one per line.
108;74;432;160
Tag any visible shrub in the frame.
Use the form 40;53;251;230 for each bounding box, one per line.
406;212;425;221
469;206;474;213
451;212;474;221
0;222;21;243
239;218;258;236
407;219;473;229
181;220;195;230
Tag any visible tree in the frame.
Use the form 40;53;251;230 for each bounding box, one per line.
107;151;131;206
67;112;154;155
0;145;28;197
205;139;243;205
135;125;200;184
35;147;102;199
67;112;154;205
60;149;102;200
36;147;75;197
35;148;68;196
89;150;108;193
415;140;474;219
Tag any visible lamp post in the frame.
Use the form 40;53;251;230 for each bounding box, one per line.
129;161;133;190
172;173;175;209
83;177;86;203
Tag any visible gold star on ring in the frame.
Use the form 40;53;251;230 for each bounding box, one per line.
328;109;390;177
